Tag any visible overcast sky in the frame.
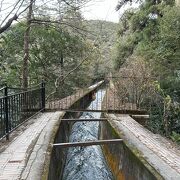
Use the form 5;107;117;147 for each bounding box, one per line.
82;0;120;23
0;0;139;25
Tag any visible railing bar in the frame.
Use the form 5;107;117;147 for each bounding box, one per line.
82;89;84;109
61;118;107;122
101;88;102;110
53;139;123;148
11;96;14;129
5;88;41;98
7;95;10;134
96;91;98;110
106;84;108;111
0;99;3;136
7;83;41;90
18;94;20;124
47;109;147;114
21;93;23;123
13;96;16;127
15;95;17;127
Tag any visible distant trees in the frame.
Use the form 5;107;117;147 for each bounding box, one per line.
84;20;118;79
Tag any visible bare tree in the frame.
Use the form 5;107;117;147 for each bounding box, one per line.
115;56;154;109
0;0;35;34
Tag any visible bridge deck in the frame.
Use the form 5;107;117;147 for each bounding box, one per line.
0;112;64;180
107;114;180;179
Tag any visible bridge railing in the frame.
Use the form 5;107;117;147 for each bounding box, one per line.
45;80;105;111
0;82;45;140
45;77;147;113
0;76;149;141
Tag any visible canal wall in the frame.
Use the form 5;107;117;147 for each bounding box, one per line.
99;115;162;180
99;113;180;180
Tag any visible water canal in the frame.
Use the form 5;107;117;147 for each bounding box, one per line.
62;90;114;180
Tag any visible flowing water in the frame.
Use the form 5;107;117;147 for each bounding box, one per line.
62;90;113;180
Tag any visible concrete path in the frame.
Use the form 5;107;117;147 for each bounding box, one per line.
108;114;180;180
0;112;63;180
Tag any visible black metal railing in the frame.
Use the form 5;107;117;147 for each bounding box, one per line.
0;82;45;140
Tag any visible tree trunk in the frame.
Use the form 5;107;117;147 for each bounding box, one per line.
60;52;64;84
22;0;33;89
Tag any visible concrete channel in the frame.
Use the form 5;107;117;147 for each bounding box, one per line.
43;84;163;180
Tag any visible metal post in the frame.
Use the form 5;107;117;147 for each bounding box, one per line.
4;85;9;140
41;81;45;111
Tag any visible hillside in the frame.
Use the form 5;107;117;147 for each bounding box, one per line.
84;20;118;77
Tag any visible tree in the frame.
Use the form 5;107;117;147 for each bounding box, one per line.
113;0;180;136
0;0;95;89
115;56;153;109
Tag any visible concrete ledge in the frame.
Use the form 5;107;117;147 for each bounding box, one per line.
0;112;59;180
100;113;180;180
21;111;65;180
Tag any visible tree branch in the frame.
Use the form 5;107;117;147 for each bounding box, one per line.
0;14;18;34
46;50;94;100
0;0;35;34
30;18;95;36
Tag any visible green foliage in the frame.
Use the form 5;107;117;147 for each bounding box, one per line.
114;0;180;137
0;0;103;95
170;131;180;144
0;21;96;94
84;20;118;77
0;23;25;86
113;35;137;69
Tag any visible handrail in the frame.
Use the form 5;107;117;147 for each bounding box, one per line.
0;87;42;100
0;81;45;140
7;82;42;90
6;87;41;98
0;82;43;96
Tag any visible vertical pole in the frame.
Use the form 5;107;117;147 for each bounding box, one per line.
41;81;45;111
4;85;9;140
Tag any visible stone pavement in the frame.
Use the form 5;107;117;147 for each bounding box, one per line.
108;114;180;180
0;111;63;180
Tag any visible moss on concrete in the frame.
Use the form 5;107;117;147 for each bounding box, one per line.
100;116;163;180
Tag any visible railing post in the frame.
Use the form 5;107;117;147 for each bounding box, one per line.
41;81;45;111
4;85;9;140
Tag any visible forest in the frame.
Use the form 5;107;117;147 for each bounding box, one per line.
0;0;180;143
